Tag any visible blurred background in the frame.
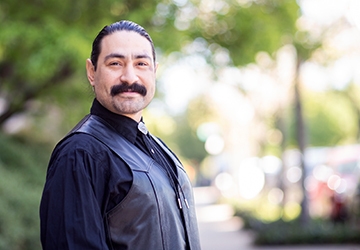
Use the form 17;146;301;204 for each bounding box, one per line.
1;0;360;249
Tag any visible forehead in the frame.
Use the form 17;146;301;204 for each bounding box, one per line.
100;31;153;59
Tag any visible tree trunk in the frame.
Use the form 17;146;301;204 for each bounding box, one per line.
294;58;309;225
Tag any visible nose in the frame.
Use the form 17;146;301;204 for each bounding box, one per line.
120;65;139;84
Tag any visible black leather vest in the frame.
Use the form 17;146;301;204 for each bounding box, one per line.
69;115;201;250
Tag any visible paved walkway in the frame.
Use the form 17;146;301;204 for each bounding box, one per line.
194;187;360;250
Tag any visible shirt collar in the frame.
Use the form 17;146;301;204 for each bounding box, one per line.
90;98;140;144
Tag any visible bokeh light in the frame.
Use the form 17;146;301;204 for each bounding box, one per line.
205;134;224;155
286;166;302;183
238;158;265;199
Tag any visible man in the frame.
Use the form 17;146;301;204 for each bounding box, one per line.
40;20;201;250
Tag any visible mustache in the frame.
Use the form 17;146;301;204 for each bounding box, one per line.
110;83;147;97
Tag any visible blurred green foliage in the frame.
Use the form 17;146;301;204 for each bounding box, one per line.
288;89;359;147
0;133;51;249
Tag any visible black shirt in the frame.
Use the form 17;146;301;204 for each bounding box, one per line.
40;99;178;249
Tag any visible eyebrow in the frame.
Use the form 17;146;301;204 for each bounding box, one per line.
104;53;152;62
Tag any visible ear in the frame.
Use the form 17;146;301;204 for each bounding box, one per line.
86;59;96;87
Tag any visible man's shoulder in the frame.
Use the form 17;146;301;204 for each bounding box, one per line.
47;132;119;172
54;132;111;156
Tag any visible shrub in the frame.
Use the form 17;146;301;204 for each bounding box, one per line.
0;133;51;250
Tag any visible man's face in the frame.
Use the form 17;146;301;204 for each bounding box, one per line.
86;30;157;121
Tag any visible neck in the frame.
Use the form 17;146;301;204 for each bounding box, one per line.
121;112;142;123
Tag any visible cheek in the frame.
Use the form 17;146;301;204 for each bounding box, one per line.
96;73;114;90
142;73;156;92
93;82;111;99
148;80;156;95
148;87;155;98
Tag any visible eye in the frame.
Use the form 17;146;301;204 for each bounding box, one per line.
137;62;148;66
110;61;121;66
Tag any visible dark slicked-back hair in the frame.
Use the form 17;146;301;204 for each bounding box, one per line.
90;20;156;70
